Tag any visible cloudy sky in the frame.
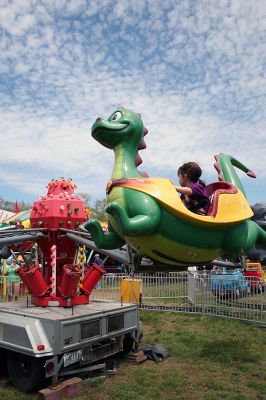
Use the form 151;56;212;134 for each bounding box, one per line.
0;0;265;206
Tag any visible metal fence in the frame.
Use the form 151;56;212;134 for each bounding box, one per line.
0;272;265;325
91;272;266;325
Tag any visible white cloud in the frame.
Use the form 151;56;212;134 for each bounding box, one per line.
0;0;265;204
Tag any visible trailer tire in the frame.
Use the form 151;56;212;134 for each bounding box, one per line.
7;351;45;392
120;333;135;356
0;349;7;375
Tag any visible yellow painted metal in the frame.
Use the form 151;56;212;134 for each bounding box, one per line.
22;219;31;228
246;262;266;285
120;278;142;304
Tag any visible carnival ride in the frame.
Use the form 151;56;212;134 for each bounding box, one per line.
0;178;107;307
210;266;250;299
86;108;266;271
0;208;31;229
0;179;141;392
0;107;265;392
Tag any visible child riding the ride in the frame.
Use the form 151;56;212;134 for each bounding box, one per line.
175;162;210;215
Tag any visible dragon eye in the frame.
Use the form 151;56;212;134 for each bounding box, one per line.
111;112;122;121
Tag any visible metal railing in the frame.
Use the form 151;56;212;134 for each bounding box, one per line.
0;272;265;325
91;272;266;325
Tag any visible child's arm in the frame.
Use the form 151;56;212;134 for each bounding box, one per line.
175;186;193;196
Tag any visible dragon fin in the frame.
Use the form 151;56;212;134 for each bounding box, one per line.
135;153;143;167
135;125;148;167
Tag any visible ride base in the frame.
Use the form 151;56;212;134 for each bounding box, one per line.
31;294;91;307
0;298;140;392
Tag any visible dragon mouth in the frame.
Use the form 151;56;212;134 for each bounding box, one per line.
91;120;128;139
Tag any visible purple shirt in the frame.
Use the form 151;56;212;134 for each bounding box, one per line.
181;182;210;215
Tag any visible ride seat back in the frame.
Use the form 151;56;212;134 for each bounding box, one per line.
206;181;238;217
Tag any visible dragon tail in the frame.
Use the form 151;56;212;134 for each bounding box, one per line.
214;153;256;198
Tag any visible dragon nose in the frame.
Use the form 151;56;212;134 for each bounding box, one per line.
96;117;101;122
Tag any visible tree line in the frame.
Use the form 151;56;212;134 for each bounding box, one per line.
0;193;108;222
0;197;32;213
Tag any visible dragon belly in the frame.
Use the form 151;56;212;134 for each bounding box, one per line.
124;208;225;265
127;233;221;265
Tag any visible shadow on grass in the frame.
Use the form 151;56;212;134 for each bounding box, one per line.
199;338;259;363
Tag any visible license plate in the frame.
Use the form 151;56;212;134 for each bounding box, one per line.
63;350;82;367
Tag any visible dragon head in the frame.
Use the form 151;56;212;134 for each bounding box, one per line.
91;108;148;166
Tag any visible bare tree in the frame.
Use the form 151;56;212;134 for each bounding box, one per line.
76;192;91;205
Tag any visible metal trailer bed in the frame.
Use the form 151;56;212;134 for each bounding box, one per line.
0;299;140;392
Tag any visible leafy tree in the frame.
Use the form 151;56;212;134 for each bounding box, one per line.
91;198;108;222
77;193;108;221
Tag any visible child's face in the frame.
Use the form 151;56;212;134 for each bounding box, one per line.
178;173;186;186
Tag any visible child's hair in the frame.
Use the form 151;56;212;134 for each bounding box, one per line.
178;162;206;187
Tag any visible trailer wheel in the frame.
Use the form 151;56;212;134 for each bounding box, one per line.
0;349;7;375
120;333;135;356
7;351;45;392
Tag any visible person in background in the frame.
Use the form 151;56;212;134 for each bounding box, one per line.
5;257;21;301
175;162;210;215
94;254;103;265
17;255;24;265
118;264;125;273
93;254;103;289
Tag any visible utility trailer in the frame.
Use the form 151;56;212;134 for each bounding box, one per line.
0;299;140;392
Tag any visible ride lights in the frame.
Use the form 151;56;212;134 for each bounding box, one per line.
78;247;85;262
78;246;85;279
50;245;57;297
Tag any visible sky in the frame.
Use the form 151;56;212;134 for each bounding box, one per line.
0;0;265;207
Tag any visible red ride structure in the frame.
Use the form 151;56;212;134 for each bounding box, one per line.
16;179;106;307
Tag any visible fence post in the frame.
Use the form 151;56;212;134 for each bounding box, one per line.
202;278;206;316
187;272;196;304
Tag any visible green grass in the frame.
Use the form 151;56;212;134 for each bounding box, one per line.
1;311;265;400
